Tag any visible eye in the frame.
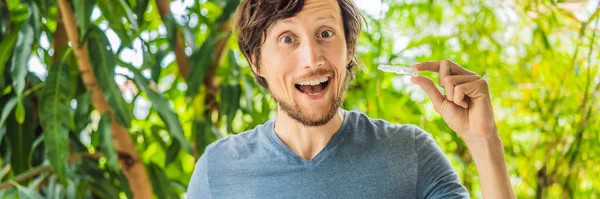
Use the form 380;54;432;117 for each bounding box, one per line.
319;30;334;38
280;36;295;44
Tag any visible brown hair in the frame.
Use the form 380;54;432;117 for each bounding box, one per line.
234;0;364;88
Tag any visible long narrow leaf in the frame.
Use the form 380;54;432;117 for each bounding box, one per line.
0;96;17;128
135;0;149;25
164;141;180;166
0;28;18;79
10;3;40;96
73;0;96;39
186;33;224;98
117;0;138;30
6;96;35;175
215;0;240;26
147;163;178;199
123;64;192;154
97;0;130;46
39;49;73;184
85;25;133;128
98;113;120;173
10;181;45;199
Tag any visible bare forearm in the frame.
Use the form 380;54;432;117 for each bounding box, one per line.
465;135;516;199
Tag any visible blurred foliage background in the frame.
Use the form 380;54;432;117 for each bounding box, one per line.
0;0;598;198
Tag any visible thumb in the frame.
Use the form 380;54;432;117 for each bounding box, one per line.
411;76;445;110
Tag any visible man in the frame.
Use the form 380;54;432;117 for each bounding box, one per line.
187;0;516;198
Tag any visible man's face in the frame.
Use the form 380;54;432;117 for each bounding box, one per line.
254;0;350;126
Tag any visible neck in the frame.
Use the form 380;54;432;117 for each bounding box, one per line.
273;108;345;161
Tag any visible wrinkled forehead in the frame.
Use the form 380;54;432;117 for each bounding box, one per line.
266;0;343;32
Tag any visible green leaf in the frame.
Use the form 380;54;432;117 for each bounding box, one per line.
186;33;223;97
147;163;178;199
181;26;196;49
15;101;24;124
215;0;240;26
141;40;164;83
220;83;241;133
97;0;131;47
85;25;133;129
165;141;180;166
73;92;93;133
0;28;18;80
10;181;45;199
117;0;139;30
116;170;133;199
39;49;72;184
6;96;35;175
0;96;18;128
135;0;149;25
89;179;120;199
10;3;40;96
98;113;120;174
123;63;192;154
194;119;216;156
73;0;96;39
66;181;76;199
0;0;9;34
163;14;179;55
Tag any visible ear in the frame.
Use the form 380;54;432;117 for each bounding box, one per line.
346;53;353;66
249;56;263;77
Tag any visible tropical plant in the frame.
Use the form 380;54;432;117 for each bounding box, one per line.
0;0;598;198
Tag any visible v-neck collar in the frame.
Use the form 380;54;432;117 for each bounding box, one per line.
267;110;351;167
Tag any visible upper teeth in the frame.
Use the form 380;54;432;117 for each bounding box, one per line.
296;77;329;86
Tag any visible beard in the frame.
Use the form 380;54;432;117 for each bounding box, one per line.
272;73;348;127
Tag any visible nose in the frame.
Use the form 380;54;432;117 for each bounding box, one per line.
298;39;324;69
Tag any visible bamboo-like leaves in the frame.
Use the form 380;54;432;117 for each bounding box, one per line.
97;0;131;46
39;49;72;184
186;33;221;98
85;25;133;129
123;64;192;157
147;163;178;199
11;2;40;97
73;0;96;39
6;96;35;175
98;113;120;173
0;28;18;86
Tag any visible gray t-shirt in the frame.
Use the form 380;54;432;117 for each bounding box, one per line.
187;110;469;198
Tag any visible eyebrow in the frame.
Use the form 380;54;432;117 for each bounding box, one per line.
280;14;337;24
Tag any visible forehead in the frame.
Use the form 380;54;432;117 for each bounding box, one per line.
278;0;342;25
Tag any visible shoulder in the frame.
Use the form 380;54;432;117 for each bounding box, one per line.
201;120;273;163
345;110;427;143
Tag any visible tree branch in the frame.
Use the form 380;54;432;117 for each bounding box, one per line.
56;0;153;198
155;0;191;80
0;152;104;190
203;20;232;121
154;0;233;125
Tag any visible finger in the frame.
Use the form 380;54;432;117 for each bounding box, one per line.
453;87;468;108
439;60;452;100
412;60;475;75
442;75;482;87
440;67;481;103
410;76;444;111
452;76;484;108
412;61;440;73
454;79;489;102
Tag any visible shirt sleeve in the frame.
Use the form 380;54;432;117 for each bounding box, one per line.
186;154;213;199
414;127;470;199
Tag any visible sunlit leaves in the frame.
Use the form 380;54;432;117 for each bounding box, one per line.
85;25;133;129
11;2;39;97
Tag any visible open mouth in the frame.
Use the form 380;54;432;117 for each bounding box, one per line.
294;77;331;96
